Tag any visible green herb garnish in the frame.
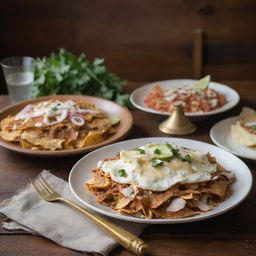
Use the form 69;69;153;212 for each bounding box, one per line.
118;169;127;177
251;125;256;130
33;48;132;108
139;149;145;154
182;155;192;163
166;143;180;157
152;159;164;167
154;148;162;154
130;191;135;197
51;106;58;111
134;148;145;154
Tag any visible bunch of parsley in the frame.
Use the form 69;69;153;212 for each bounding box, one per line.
33;48;132;107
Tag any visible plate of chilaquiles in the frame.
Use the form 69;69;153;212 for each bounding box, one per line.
0;95;133;157
69;137;252;224
130;76;240;120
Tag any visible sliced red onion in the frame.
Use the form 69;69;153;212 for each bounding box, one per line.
14;104;34;120
166;198;186;212
28;109;46;118
43;109;68;126
70;113;85;126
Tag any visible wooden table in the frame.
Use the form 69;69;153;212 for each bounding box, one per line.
0;81;256;256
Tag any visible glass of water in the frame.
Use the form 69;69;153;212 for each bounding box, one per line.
1;57;35;104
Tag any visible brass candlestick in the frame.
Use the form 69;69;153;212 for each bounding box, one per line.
159;105;196;135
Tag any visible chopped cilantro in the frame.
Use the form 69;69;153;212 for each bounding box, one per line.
152;159;164;167
51;106;58;111
251;125;256;130
182;155;192;163
139;149;145;154
118;169;127;177
154;148;162;154
166;143;180;157
134;148;145;154
130;191;135;197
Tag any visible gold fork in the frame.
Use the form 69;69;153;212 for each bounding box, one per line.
31;175;147;255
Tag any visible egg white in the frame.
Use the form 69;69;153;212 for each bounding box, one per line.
100;143;217;191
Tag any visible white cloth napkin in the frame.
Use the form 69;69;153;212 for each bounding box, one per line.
0;170;146;255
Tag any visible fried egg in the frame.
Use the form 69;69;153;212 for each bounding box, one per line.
100;143;217;191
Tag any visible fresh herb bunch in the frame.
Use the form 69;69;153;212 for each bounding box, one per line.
33;48;132;107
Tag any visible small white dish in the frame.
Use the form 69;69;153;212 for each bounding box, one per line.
210;116;256;161
69;137;252;224
130;79;240;119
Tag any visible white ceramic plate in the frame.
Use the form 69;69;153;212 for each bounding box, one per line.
69;137;252;224
210;116;256;161
130;79;240;118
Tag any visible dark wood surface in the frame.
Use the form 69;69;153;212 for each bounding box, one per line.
0;81;256;256
1;0;256;93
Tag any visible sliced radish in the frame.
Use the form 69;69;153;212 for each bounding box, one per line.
196;195;212;212
121;187;134;197
70;114;85;126
166;198;186;212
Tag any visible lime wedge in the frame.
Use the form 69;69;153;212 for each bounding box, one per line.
155;153;173;161
111;118;120;126
192;75;211;89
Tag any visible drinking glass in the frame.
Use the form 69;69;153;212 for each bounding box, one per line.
1;57;35;104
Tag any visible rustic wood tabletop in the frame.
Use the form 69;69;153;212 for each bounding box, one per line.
0;81;255;256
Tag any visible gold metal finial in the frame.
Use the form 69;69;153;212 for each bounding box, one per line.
159;105;196;135
129;240;147;255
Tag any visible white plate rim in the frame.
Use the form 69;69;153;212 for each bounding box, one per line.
210;116;256;161
130;79;240;117
69;137;252;224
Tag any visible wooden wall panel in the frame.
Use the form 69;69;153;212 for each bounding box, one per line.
0;0;256;93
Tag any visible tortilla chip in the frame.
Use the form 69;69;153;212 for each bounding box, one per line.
231;121;256;147
0;130;21;141
86;171;111;189
202;176;229;199
21;131;64;150
152;206;200;219
115;196;133;210
149;184;180;209
20;139;34;149
83;131;105;146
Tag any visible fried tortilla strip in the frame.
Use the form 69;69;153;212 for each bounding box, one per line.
21;131;64;150
180;193;194;200
20;139;34;149
86;174;111;190
202;176;229;199
119;199;143;214
0;130;21;141
0;116;14;130
152;206;200;219
149;184;180;209
94;190;116;206
83;131;105;147
115;196;133;210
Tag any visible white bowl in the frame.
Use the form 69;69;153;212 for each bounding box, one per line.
69;137;252;224
130;79;240;120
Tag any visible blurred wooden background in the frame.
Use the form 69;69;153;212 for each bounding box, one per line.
1;0;256;93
